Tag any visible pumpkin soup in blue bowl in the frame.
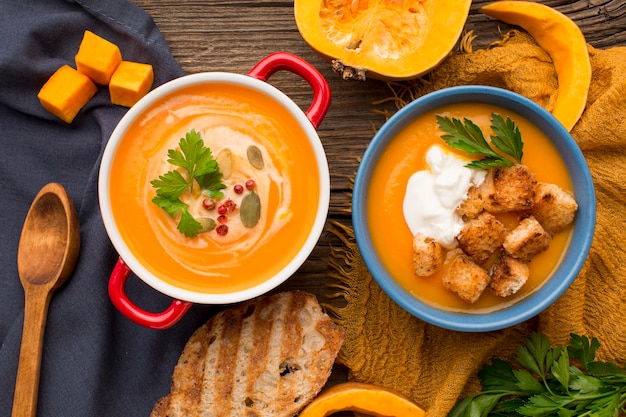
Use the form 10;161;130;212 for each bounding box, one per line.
352;86;595;332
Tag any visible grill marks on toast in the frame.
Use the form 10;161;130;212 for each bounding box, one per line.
208;307;244;414
245;296;286;413
235;303;270;413
168;321;211;415
151;291;344;417
276;292;304;408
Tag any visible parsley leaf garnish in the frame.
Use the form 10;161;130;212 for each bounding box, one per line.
150;170;189;201
150;129;226;238
436;113;524;169
449;333;626;417
490;113;524;163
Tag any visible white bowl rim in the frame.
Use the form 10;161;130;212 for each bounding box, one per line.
352;85;596;332
98;71;330;304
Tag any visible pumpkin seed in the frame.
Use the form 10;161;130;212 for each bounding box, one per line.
197;217;217;233
247;145;264;170
240;191;261;228
216;148;232;179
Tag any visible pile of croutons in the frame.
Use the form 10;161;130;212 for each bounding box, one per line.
412;164;578;304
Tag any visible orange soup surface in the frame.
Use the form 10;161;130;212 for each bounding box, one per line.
110;83;320;294
367;103;574;313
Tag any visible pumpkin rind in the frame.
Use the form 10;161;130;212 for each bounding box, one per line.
294;0;472;81
479;1;591;131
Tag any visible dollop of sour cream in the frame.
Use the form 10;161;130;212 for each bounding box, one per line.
403;145;486;248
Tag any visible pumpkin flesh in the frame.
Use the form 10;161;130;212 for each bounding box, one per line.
295;0;472;80
297;382;426;417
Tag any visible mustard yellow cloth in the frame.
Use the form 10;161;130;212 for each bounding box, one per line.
328;31;626;417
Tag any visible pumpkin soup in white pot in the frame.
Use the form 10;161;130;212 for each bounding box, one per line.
99;52;331;329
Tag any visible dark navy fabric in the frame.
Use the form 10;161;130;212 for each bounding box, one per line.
0;1;216;415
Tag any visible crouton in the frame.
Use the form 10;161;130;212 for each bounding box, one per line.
457;212;507;264
412;233;445;277
489;250;530;297
531;182;578;234
503;215;551;261
457;185;484;221
478;165;537;213
442;253;491;303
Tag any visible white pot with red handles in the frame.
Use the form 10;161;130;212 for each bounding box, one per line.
98;52;331;329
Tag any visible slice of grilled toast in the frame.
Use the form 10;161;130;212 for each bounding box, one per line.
150;290;344;417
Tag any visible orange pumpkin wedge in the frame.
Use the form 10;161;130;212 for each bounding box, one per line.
479;1;591;131
298;382;426;417
294;0;472;81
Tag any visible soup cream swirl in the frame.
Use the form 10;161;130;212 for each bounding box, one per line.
141;106;292;278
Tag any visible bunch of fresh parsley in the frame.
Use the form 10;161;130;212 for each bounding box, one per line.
449;332;626;417
436;113;524;169
151;129;226;237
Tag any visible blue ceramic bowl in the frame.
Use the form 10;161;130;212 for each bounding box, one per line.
352;86;595;332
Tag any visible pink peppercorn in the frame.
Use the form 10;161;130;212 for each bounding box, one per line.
202;198;216;211
225;199;236;212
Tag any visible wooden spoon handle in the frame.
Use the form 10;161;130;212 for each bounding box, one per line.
12;285;52;417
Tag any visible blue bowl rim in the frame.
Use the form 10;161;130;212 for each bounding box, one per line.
352;85;596;332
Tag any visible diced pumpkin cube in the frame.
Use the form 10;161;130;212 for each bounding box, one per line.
109;61;154;107
75;30;122;85
37;65;98;123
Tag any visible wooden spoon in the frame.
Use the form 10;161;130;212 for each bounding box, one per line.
12;183;81;417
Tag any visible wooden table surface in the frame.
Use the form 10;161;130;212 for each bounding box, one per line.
131;0;626;382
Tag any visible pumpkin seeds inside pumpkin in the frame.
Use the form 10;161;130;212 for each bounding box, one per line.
216;148;232;179
247;145;264;170
240;191;261;228
197;217;217;233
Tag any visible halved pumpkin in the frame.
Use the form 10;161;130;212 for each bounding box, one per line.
298;382;426;417
294;0;472;81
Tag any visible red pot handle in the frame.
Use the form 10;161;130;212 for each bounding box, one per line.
108;257;193;330
247;52;331;129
